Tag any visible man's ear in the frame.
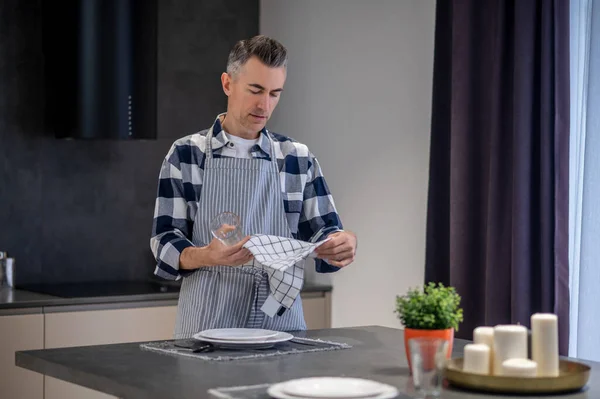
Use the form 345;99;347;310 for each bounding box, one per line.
221;72;232;96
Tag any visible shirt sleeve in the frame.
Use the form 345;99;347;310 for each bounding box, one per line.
150;144;198;280
297;153;344;273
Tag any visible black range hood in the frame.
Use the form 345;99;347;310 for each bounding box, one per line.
42;0;157;140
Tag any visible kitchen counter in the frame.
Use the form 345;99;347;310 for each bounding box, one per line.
16;325;597;399
0;282;332;314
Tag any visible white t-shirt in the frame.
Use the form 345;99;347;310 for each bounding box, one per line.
223;131;260;159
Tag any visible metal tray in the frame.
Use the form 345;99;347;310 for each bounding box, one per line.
445;358;591;394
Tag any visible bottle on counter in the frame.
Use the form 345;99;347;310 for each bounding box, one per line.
5;257;14;287
0;251;7;286
0;252;14;287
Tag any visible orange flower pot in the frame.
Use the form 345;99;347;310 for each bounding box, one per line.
404;327;454;373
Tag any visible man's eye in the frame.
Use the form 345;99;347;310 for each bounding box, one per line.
270;93;280;98
249;90;260;94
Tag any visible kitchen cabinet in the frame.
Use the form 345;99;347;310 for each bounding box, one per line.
44;377;116;399
301;291;332;330
44;305;177;399
0;313;44;399
44;305;177;348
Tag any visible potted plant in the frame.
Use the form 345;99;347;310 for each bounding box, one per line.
394;282;463;370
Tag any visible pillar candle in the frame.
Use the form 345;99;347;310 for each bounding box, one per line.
531;313;559;377
473;326;494;374
493;325;528;375
502;358;538;377
463;344;491;375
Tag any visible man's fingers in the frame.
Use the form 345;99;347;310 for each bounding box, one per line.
231;236;251;250
238;236;252;246
229;248;253;266
224;236;252;255
328;255;355;268
315;242;344;256
332;252;353;262
316;249;353;263
317;245;352;257
316;237;341;251
232;248;251;259
316;243;352;257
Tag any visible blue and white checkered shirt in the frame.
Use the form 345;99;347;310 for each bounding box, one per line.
151;115;343;280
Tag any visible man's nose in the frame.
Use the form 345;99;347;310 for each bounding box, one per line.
257;93;270;111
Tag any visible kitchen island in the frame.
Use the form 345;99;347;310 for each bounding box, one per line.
2;282;332;399
16;325;598;399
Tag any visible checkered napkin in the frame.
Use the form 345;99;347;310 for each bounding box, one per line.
242;235;329;312
243;235;328;272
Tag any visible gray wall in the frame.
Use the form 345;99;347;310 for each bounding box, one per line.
261;0;436;328
0;0;257;285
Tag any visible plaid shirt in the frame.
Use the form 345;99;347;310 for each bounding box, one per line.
151;116;343;280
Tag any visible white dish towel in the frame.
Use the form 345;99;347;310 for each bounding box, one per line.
243;235;329;272
242;235;330;315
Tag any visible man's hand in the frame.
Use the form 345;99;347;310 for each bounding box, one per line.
180;237;253;270
205;236;254;266
314;231;357;268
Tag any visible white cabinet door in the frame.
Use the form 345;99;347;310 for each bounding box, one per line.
44;305;177;399
45;377;116;399
301;292;332;330
0;313;44;399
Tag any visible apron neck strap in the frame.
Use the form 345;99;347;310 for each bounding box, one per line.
265;130;278;166
205;126;215;160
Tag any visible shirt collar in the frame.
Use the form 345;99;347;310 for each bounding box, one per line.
209;114;271;157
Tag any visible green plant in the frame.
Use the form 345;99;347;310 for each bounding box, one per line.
394;282;464;331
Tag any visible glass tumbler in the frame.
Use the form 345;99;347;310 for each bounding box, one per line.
210;212;244;246
408;337;449;397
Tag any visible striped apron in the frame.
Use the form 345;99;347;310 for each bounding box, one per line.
174;127;307;339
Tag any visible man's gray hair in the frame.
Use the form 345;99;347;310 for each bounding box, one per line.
227;35;288;77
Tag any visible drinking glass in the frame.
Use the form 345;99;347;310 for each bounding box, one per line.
408;337;449;397
210;212;243;246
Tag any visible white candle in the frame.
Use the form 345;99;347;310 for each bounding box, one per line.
473;326;494;374
493;325;528;375
531;313;559;377
463;344;491;375
502;358;538;377
474;326;494;346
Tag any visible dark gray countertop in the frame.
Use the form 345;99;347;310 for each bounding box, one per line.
15;325;598;399
0;282;332;312
0;285;180;311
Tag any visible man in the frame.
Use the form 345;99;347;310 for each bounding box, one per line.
151;35;357;339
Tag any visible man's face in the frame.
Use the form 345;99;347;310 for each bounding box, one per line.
221;56;286;135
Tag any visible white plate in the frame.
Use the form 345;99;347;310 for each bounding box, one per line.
195;328;279;341
282;377;386;398
192;331;293;349
268;377;399;399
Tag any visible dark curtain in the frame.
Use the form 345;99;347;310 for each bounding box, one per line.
425;0;570;355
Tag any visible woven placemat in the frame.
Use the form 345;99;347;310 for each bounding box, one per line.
140;336;351;362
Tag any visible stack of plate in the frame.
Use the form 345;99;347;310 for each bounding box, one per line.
192;328;293;349
267;377;399;399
